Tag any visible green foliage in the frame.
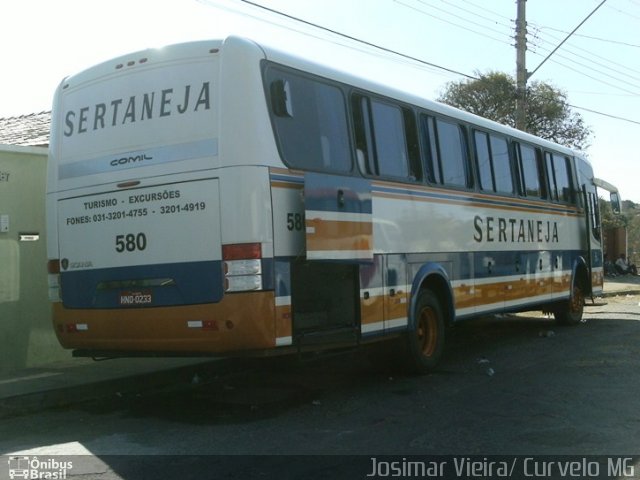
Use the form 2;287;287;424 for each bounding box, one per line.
622;201;640;261
437;71;592;151
600;197;626;230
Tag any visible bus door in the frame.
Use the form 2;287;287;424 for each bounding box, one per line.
291;173;372;342
584;183;604;294
589;177;620;295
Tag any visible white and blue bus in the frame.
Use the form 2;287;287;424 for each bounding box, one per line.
46;36;619;371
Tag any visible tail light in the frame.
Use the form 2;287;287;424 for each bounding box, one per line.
47;259;61;302
222;243;263;292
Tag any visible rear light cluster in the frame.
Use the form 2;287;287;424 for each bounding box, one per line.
222;243;263;292
47;259;61;302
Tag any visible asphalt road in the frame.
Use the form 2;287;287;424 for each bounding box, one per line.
1;293;639;478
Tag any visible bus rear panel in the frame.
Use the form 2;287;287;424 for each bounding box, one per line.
48;38;283;355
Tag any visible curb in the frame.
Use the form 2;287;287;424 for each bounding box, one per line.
601;289;640;299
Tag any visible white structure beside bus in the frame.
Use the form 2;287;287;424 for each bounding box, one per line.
46;36;619;371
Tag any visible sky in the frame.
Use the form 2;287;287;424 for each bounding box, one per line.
1;0;638;203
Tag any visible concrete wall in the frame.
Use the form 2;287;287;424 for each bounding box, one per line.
0;145;70;371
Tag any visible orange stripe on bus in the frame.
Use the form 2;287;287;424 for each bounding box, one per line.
360;295;384;325
374;191;580;217
453;276;571;310
53;291;277;353
372;179;581;215
385;292;408;320
306;218;372;252
275;303;292;339
271;181;302;190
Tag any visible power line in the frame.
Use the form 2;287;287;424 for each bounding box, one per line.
527;18;640;96
394;0;513;46
405;0;513;40
532;45;640;93
606;2;640;22
530;49;640;96
570;104;640;125
437;0;515;30
530;23;640;77
459;0;513;22
528;0;608;79
200;0;637;126
535;25;640;48
230;0;478;79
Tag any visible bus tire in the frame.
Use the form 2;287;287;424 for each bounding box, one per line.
405;289;445;373
554;282;586;325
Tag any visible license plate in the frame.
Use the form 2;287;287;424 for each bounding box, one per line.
119;290;153;306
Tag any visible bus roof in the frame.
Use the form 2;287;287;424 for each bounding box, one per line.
56;35;585;164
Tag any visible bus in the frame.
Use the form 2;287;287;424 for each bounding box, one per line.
46;36;620;372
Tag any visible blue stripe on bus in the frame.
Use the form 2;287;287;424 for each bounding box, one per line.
61;261;224;309
373;184;578;215
270;170;579;216
61;257;276;309
275;259;292;298
304;174;372;215
58;138;219;179
392;248;599;290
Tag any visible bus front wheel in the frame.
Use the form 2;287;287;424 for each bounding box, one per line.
406;289;445;373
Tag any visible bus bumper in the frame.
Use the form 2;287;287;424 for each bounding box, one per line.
52;291;278;354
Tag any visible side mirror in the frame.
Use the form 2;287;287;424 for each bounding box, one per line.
610;192;621;215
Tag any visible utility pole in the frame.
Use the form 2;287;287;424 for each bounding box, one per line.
514;0;607;132
515;0;527;132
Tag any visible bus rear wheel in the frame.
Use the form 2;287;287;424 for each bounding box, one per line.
555;283;586;325
406;289;445;373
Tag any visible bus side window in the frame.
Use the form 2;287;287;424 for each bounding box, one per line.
266;68;352;174
545;152;574;204
555;156;575;204
270;79;294;117
352;95;375;175
370;99;410;178
545;152;557;201
490;135;513;194
473;130;513;195
436;118;469;188
474;130;493;191
515;142;542;199
588;192;601;240
352;94;420;181
420;114;442;184
403;109;422;181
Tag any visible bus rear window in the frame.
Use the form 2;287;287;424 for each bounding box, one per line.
266;67;352;173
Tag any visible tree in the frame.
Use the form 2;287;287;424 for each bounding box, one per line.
437;71;592;151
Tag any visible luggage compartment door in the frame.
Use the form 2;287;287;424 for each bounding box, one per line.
303;173;372;262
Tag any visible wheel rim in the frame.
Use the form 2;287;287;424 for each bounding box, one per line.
571;286;584;314
417;306;438;357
